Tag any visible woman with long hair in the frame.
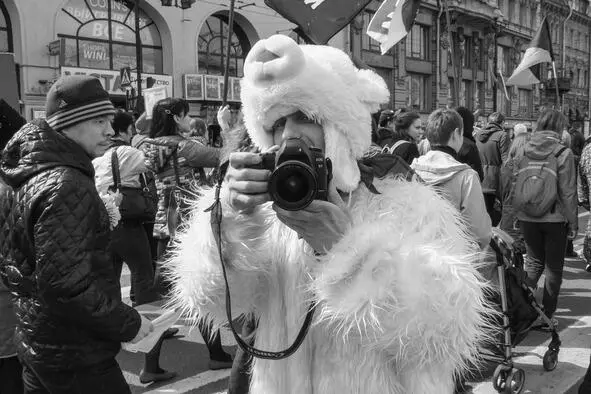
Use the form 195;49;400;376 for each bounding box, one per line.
498;132;531;249
138;98;233;371
376;108;422;165
517;109;578;330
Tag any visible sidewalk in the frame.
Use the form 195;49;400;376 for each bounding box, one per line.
470;235;591;393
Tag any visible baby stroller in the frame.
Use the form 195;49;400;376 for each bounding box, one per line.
484;228;561;394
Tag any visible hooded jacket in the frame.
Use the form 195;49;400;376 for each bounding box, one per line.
0;120;141;371
412;149;492;249
515;130;578;231
474;122;510;195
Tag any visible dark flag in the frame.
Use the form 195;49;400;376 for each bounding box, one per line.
367;0;422;55
264;0;373;45
506;17;554;86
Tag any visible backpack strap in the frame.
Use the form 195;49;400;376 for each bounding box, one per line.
110;147;122;191
555;146;567;159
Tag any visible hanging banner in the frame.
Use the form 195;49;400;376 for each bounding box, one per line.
143;86;168;120
60;66;173;97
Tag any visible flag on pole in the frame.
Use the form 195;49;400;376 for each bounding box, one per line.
264;0;373;45
506;17;554;86
366;0;422;55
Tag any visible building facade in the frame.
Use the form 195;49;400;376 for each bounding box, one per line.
0;0;299;124
1;0;589;129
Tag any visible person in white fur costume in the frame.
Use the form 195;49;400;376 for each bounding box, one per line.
167;34;495;394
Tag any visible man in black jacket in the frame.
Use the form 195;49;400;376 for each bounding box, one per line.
0;76;153;394
474;112;510;226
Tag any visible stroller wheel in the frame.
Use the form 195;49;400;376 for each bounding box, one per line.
504;368;525;394
543;350;559;371
492;364;511;392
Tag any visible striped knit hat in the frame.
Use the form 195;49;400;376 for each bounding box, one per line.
45;75;115;131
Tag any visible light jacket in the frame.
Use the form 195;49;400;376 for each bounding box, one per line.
516;130;578;232
167;175;495;394
412;149;492;249
93;145;148;195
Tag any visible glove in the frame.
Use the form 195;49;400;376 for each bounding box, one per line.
128;315;154;344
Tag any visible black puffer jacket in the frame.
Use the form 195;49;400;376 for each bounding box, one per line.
474;122;510;195
0;120;141;371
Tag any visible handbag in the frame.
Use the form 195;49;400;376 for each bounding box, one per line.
110;147;158;222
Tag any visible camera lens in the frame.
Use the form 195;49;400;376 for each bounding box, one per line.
269;162;317;211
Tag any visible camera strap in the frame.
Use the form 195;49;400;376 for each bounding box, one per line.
205;160;316;360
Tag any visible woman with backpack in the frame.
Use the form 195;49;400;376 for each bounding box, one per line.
375;108;422;165
513;109;578;330
138;98;233;370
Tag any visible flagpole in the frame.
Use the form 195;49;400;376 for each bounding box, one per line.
443;0;460;107
222;0;236;107
551;60;561;110
498;69;510;101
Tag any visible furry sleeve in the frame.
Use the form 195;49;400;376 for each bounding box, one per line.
313;179;495;376
166;186;271;325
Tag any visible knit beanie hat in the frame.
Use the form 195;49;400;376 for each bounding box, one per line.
45;75;115;131
240;34;390;193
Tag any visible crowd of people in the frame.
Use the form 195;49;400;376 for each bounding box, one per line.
0;33;590;394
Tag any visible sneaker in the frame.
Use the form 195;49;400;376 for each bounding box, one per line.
566;250;579;258
139;369;177;384
586;263;591;273
209;352;234;370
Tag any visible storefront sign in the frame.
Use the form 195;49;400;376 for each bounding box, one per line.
184;74;241;102
61;66;173;97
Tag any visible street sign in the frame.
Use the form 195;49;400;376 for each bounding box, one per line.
120;67;132;87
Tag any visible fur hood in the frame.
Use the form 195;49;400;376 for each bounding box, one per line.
240;34;389;192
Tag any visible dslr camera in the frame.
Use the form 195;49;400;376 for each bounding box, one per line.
253;138;332;211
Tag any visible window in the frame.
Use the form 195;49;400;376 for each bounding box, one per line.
406;24;429;60
478;38;485;71
362;11;381;52
530;8;536;29
460;80;473;109
519;3;527;25
406;74;428;111
497;89;510;115
198;14;250;77
59;0;162;73
518;89;532;117
0;1;10;52
497;46;509;76
462;36;472;69
585;70;589;88
575;32;580;49
507;0;514;22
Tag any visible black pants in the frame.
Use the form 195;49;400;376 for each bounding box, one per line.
112;221;158;306
228;317;257;394
21;359;130;394
580;351;591;393
0;356;23;394
521;221;568;317
484;193;501;227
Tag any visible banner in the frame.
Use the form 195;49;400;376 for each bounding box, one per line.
265;0;372;44
143;86;168;120
61;66;173;97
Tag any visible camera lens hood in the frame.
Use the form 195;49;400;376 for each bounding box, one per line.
269;161;318;211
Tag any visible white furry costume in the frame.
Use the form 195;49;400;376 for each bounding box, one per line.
168;35;494;394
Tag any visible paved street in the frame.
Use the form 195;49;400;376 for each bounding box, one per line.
117;211;591;394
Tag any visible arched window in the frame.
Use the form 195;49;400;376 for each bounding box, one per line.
58;0;162;73
0;1;11;52
198;14;250;77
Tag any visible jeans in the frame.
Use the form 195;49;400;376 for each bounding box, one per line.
22;359;130;394
0;356;23;394
112;221;158;306
520;221;568;317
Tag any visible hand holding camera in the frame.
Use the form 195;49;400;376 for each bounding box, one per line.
226;150;274;213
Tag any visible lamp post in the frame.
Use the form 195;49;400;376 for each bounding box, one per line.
134;0;143;113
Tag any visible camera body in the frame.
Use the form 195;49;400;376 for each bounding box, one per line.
254;138;332;211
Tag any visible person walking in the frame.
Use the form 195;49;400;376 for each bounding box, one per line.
515;109;578;329
474;112;511;226
0;76;153;394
